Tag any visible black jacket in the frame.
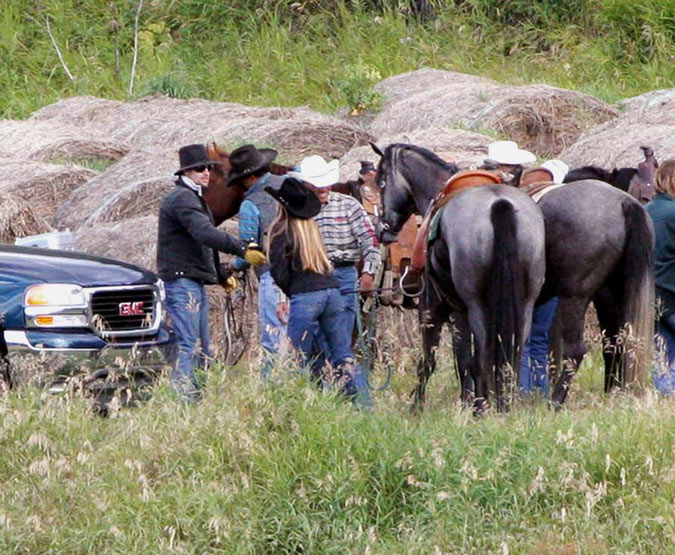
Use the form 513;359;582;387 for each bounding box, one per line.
156;179;245;284
269;230;338;297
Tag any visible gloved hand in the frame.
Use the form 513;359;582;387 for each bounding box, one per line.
243;242;267;266
222;276;238;293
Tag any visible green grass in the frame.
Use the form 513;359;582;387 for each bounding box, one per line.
1;354;673;552
1;1;674;119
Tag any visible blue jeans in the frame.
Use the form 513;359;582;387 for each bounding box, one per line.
520;297;559;396
316;265;373;408
287;288;356;397
164;278;211;401
258;271;287;377
654;313;675;395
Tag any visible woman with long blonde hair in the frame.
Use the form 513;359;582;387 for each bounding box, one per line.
265;178;357;396
646;159;675;395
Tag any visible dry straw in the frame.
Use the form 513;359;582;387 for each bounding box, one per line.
371;70;618;157
0;158;97;224
0;192;52;242
0;120;128;163
561;95;675;168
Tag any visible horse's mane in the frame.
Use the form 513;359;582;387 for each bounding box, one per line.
564;165;614;184
386;143;459;173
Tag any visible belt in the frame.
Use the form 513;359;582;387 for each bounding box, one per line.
333;261;356;268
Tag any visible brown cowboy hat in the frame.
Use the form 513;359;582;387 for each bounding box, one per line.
227;144;278;185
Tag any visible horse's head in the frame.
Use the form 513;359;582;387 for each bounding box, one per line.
206;142;233;186
371;142;415;244
203;142;246;226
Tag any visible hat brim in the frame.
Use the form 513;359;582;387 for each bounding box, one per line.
226;149;278;185
489;149;537;165
265;186;322;220
174;157;215;175
287;159;340;188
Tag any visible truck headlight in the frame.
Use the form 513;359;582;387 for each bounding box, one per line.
156;279;166;302
24;284;88;328
25;284;85;307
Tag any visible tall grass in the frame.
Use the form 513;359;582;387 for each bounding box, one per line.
2;0;674;119
0;356;673;552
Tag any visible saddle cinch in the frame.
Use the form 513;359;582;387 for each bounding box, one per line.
405;170;502;290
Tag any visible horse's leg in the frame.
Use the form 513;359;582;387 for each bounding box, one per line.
466;303;489;415
449;311;474;406
412;292;450;413
593;287;623;392
550;297;589;407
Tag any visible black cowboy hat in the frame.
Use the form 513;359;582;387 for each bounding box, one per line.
174;144;213;175
265;177;321;219
227;144;278;185
359;160;376;175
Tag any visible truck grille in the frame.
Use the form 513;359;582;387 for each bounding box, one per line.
90;287;156;334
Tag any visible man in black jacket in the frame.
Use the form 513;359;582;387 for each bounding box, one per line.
157;144;266;402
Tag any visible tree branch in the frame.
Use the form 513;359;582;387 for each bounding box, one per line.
128;0;144;96
27;15;75;81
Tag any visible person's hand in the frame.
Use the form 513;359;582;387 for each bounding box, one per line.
276;301;289;325
222;276;238;293
244;242;267;266
359;272;375;297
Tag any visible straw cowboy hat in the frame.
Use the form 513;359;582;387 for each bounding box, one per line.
487;140;536;165
288;155;340;188
541;159;569;184
227;144;278;185
265;177;321;219
174;144;213;175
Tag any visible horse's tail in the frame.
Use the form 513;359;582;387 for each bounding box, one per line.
620;199;654;386
485;199;525;406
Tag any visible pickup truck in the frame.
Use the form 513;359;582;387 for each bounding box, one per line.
0;244;174;403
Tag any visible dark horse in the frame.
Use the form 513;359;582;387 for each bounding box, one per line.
203;142;293;226
373;143;546;412
376;143;655;408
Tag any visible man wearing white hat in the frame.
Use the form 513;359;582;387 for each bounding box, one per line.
485;140;536;176
519;158;568;397
276;154;381;408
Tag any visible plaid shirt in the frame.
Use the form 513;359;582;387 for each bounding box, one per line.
316;192;380;275
274;191;381;302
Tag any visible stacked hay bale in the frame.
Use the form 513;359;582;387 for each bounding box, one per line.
561;93;675;168
370;70;618;157
0;192;52;243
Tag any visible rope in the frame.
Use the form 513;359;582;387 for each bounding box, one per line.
355;294;394;392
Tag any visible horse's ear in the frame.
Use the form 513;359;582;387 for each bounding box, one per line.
370;141;384;157
402;134;411;144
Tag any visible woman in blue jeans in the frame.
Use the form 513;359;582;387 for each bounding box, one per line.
266;177;357;398
646;159;675;395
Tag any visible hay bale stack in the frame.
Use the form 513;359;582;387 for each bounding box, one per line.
56;149;175;229
375;69;497;107
0;119;128;163
30;95;372;161
339;128;494;180
369;82;618;157
74;215;158;271
0;192;52;243
561;95;675;168
0;158;98;224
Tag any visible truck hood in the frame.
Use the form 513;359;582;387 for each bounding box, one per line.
0;244;158;287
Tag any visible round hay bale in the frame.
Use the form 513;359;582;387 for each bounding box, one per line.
620;88;675;113
0;193;52;243
339;128;494;180
561;96;675;168
0;119;128;163
375;68;497;107
56;149;176;230
0;158;97;224
369;82;618;157
74;215;158;271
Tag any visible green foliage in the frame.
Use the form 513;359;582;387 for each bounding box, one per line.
1;0;674;118
0;362;673;552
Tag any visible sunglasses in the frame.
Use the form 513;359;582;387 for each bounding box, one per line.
193;165;213;173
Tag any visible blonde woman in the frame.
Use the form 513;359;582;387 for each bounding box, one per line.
646;159;675;395
266;178;357;396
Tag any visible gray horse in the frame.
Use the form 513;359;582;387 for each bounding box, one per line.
374;143;655;409
373;143;546;413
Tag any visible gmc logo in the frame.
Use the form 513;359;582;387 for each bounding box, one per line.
119;301;144;316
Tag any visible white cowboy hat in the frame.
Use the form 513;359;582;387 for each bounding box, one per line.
541;159;569;184
487;140;536;165
288;155;340;188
